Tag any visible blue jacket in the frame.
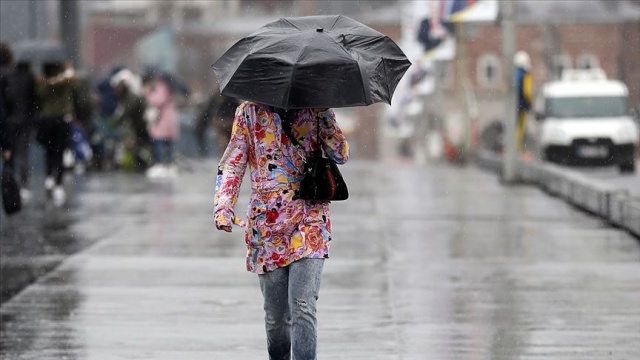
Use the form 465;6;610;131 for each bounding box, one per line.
516;67;532;112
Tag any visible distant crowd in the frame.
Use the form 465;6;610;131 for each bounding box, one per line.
0;41;239;207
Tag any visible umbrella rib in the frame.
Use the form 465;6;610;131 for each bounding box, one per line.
319;32;386;105
282;18;302;30
282;45;306;110
381;58;392;104
329;15;342;31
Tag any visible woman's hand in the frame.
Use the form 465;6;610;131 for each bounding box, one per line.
215;212;246;232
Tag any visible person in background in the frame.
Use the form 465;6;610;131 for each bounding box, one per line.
36;60;75;205
144;76;180;178
0;42;13;164
70;67;97;173
110;69;150;171
0;111;10;163
94;66;129;170
194;85;240;158
1;59;37;200
0;116;10;164
515;51;534;153
214;102;349;360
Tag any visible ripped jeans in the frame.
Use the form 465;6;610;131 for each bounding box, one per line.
258;258;324;360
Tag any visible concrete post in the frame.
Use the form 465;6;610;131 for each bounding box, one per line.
60;0;80;66
501;0;517;183
28;0;37;39
455;24;470;164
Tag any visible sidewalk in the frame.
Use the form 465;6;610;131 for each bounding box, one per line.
1;160;639;359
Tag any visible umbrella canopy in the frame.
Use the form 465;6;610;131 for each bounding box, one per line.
13;40;67;64
212;15;411;110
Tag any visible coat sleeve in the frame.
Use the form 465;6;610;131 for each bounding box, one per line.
213;103;249;228
316;109;349;164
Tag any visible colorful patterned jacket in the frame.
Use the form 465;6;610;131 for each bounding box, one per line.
214;101;349;274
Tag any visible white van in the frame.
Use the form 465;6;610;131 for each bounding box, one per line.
537;69;638;173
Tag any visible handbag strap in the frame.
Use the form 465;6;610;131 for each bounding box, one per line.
280;110;323;160
312;114;322;159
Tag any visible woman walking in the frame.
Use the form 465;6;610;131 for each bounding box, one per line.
144;76;180;178
2;60;37;200
36;61;75;204
214;102;349;359
0;42;13;166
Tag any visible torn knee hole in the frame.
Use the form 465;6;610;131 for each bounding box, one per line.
294;298;311;312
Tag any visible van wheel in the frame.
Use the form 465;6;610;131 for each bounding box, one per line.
619;161;636;174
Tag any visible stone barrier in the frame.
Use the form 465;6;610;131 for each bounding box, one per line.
476;150;639;238
620;198;640;237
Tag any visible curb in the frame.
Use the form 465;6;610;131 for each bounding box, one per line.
476;150;640;238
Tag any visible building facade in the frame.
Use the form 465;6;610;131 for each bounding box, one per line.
438;21;640;136
404;0;640;162
86;0;402;159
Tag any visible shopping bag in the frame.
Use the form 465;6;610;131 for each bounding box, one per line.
1;167;22;215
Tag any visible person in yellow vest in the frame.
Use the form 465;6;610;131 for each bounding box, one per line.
515;51;534;153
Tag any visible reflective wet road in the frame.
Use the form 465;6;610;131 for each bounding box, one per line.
1;160;639;359
572;164;639;195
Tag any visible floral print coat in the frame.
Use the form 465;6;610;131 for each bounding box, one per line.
214;102;349;274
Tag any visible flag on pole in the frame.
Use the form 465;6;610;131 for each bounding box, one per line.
440;0;499;23
414;1;456;60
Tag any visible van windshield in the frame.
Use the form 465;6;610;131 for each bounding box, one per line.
546;96;628;118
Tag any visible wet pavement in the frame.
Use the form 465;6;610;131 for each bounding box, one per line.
0;170;101;305
1;159;639;359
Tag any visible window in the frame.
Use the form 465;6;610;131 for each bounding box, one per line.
546;96;627;118
477;53;501;88
576;53;599;70
553;54;572;79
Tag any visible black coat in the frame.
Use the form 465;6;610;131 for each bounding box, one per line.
0;65;11;150
1;66;37;130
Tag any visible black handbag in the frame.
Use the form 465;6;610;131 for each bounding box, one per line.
1;166;22;215
300;150;349;201
296;115;348;201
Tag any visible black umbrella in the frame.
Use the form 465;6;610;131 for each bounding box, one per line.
212;15;411;110
143;65;190;96
13;40;67;64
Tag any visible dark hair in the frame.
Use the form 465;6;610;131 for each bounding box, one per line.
42;62;65;78
142;74;155;85
16;62;31;72
0;42;13;67
273;107;302;145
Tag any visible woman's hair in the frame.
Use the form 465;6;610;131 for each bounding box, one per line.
0;42;13;67
141;74;155;86
42;62;65;78
273;107;303;145
16;62;31;72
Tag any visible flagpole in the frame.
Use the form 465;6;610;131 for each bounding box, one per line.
501;0;517;183
455;23;470;164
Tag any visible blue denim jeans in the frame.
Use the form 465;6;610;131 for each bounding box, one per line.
258;258;324;360
152;139;175;164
